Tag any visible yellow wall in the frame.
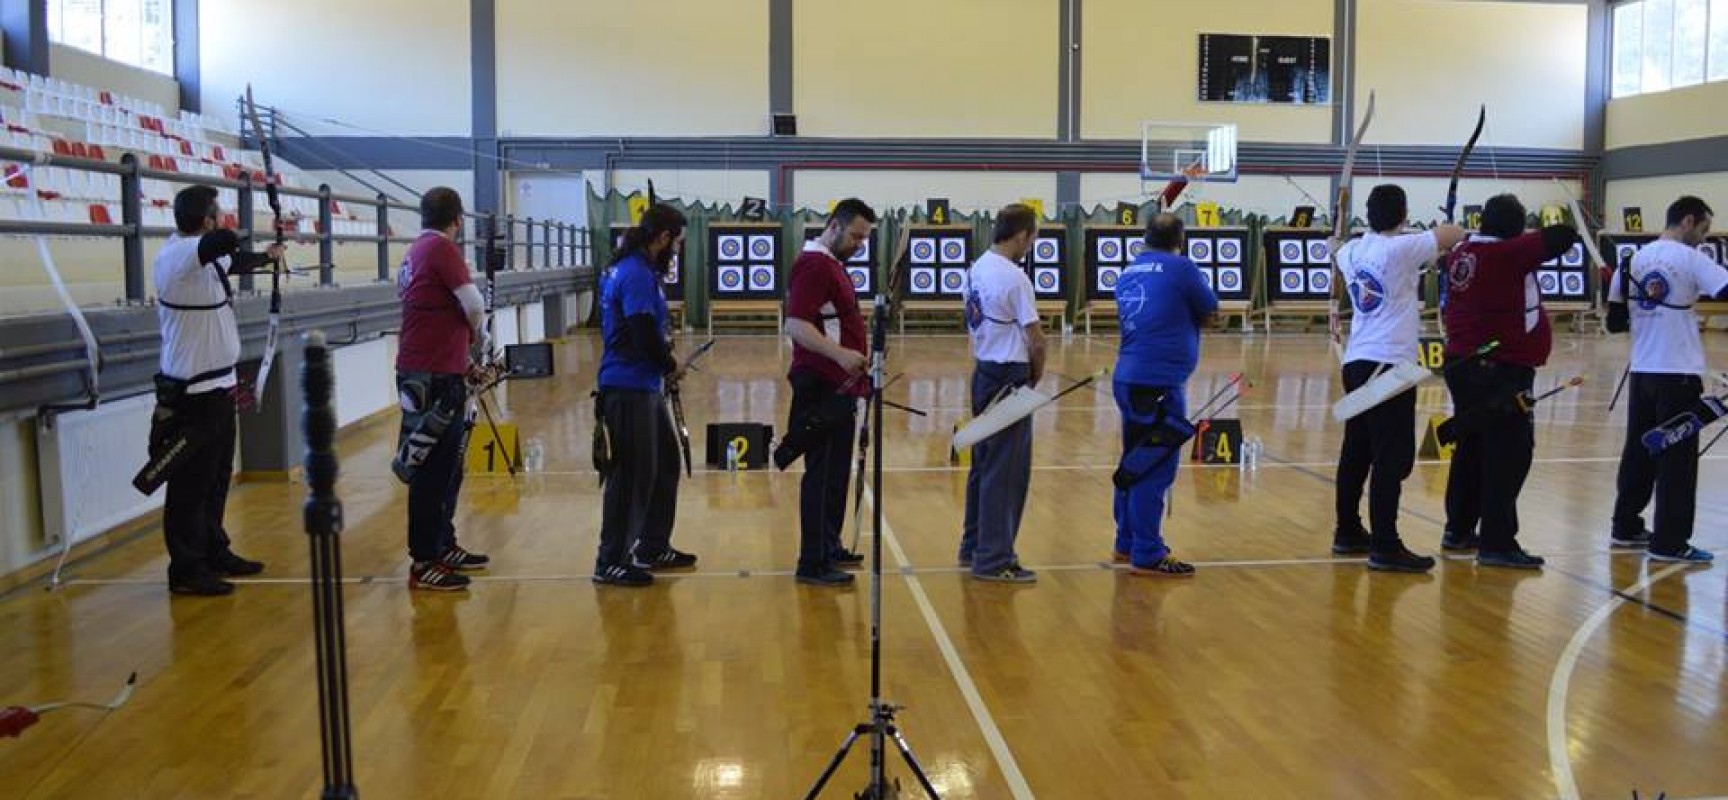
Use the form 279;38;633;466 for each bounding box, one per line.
1081;173;1332;219
1606;174;1728;226
0;419;42;576
200;0;471;135
1083;0;1333;143
497;0;768;137
792;170;1057;215
1356;0;1585;150
795;0;1057;139
1606;82;1728;149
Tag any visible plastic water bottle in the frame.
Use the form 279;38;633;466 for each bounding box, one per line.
524;437;545;472
1246;436;1264;471
726;441;740;472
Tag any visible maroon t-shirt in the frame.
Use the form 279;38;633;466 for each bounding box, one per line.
396;231;474;375
1441;232;1553;368
785;246;867;392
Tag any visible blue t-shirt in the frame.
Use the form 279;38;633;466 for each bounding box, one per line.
1114;250;1218;386
598;254;669;392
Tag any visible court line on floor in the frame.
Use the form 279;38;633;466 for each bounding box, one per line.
1548;562;1691;800
866;484;1036;800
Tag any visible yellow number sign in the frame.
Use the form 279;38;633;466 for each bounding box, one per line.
466;422;521;475
729;435;752;471
627;194;649;225
1196;201;1222;228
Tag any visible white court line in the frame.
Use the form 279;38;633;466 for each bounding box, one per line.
867;485;1037;800
1547;562;1691;800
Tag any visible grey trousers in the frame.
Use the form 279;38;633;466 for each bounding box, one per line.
960;361;1034;574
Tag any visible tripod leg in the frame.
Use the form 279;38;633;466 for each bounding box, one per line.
805;727;867;800
889;726;942;799
475;390;518;476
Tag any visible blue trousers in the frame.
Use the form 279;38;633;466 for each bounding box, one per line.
960;362;1034;574
1113;380;1186;566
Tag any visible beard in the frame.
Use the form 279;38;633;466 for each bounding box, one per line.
653;244;678;272
832;238;860;261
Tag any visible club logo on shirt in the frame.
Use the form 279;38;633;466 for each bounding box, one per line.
1447;252;1478;293
964;288;986;332
1636;270;1672;311
1348;270;1386;314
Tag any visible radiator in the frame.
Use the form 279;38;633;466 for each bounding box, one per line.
36;393;163;548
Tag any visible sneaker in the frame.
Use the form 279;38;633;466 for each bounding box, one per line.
795;568;856;587
1129;557;1196;577
169;571;235;597
592;563;654;587
410;562;471;591
209;551;265;577
632;547;699;571
1648;545;1715;564
1331;533;1373;555
1368;547;1436;573
1110;550;1130;564
1478;548;1545;570
830;548;866;568
1610;528;1653;549
973;564;1037;583
438;545;489;572
1441;529;1480;552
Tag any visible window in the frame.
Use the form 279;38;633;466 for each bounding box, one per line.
46;0;174;76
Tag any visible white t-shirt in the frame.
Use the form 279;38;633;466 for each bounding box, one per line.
1610;238;1728;376
962;250;1040;364
1339;230;1437;365
155;233;240;393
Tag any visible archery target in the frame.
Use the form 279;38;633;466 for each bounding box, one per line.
1098;266;1121;293
748;235;775;261
663;266;681;286
1561;243;1585;267
1188;238;1214;264
1307;268;1331;294
1198;268;1215;289
1700;242;1722;263
940;268;967;293
940;238;967;264
1306;238;1331;264
848;267;872;293
749;265;776;291
1281;269;1304;292
718;235;745;261
1281;240;1305;265
1218;266;1243;294
1097;237;1123;263
1217;238;1242;264
850;237;872;264
1616;243;1638;265
1033;238;1059;264
1034;266;1060;294
1562;272;1585;296
910;267;937;295
1538;270;1559;295
717;265;745;293
1126;239;1147;259
911;238;937;265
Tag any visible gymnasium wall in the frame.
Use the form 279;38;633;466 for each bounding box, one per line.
791;170;1056;215
0;421;41;576
1605;82;1728;150
1604;173;1728;225
50;44;179;113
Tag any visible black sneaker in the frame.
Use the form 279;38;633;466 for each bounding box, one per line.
1610;528;1653;549
1648;545;1715;564
592;563;654;587
830;548;866;568
632;547;698;571
1368;547;1436;573
1478;548;1545;569
410;562;471;591
169;571;235;597
438;545;489;572
795;568;856;587
973;564;1037;583
209;551;265;577
1331;531;1372;555
1441;529;1480;552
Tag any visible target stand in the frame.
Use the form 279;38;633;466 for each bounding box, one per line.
899;225;975;333
707;222;785;335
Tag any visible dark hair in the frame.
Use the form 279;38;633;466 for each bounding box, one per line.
1365;184;1407;233
174;185;219;234
610;203;688;267
1667;195;1714;228
1145;212;1185;251
830;197;877;230
420;186;464;231
1479;194;1527;240
992;203;1039;244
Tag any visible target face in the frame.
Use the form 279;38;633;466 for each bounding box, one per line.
1281;240;1305;264
1217;239;1242;264
1562;272;1585;296
1188;239;1214;263
940;238;967;264
1616;244;1638;265
1538;271;1559;294
1306;239;1331;264
1098;237;1122;262
717;265;744;292
911;267;936;294
851;238;872;263
663;266;680;286
941;269;966;293
718;235;744;261
1562;243;1585;267
748;235;775;260
1034;238;1059;264
1127;239;1147;259
1700;242;1722;263
1034;267;1059;293
1098;267;1121;291
1199;268;1215;289
1218;266;1243;293
848;267;871;293
911;239;936;264
1307;268;1331;294
1281;269;1304;291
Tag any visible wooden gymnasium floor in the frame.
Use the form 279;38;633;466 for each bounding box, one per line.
3;331;1727;800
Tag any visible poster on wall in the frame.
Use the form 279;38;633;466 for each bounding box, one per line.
1197;34;1331;104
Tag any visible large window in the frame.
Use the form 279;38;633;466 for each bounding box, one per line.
47;0;174;76
1611;0;1728;96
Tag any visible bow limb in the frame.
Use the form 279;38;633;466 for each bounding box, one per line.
1554;178;1609;272
1441;105;1486;224
1329;90;1376;361
243;86;287;409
